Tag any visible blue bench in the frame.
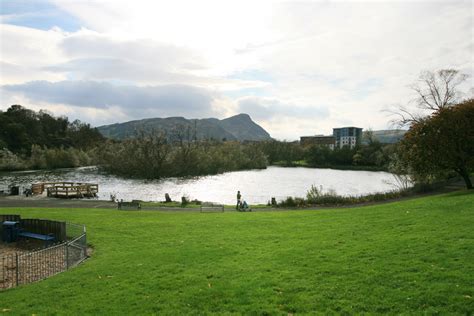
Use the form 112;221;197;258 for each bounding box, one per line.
18;231;55;247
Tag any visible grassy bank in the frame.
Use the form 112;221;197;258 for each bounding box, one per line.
0;191;473;314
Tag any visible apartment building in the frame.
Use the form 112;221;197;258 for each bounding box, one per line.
333;127;363;149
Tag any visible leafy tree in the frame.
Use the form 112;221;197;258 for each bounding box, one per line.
0;105;104;154
399;99;474;189
100;129;268;179
67;119;105;149
305;145;333;166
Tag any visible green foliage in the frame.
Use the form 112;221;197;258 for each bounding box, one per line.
306;184;326;202
0;105;105;155
399;99;474;189
0;191;473;314
303;142;394;170
255;139;394;170
278;185;413;207
256;140;304;165
0;105;104;171
0;148;28;171
28;145;94;169
100;133;268;179
181;195;189;207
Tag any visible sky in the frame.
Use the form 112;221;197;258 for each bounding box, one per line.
0;0;473;140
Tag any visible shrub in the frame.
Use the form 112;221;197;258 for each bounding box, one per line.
277;185;414;208
0;148;27;171
280;197;297;207
181;195;189;207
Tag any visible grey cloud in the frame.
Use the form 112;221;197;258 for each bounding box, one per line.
237;96;329;121
1;80;216;118
42;33;209;84
44;57;199;83
60;33;205;71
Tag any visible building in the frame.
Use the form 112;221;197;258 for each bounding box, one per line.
300;135;335;149
333;127;363;149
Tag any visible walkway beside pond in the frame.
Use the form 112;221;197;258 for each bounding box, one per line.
0;196;116;209
0;180;468;211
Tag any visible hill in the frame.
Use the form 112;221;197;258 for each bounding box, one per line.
97;113;272;141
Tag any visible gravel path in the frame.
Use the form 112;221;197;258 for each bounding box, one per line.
0;179;469;211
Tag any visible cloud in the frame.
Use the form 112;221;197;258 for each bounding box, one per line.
0;24;65;69
1;0;472;139
44;57;200;84
1;80;218;119
237;96;329;121
0;0;81;32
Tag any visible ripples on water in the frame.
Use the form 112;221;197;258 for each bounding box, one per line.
0;166;399;204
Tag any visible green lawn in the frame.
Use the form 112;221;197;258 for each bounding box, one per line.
1;191;473;315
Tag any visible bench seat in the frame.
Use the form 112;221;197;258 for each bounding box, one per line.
18;231;55;241
118;201;141;210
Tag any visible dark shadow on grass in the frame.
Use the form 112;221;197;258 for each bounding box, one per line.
439;190;474;198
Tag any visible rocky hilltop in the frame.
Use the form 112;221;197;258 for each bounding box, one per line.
97;113;272;141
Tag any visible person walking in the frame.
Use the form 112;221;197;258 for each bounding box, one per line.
236;190;242;210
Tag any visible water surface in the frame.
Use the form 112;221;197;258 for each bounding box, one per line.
0;166;399;205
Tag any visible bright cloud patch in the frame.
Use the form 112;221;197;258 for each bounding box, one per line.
237;96;329;120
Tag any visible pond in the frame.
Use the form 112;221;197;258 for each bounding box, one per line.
0;166;400;205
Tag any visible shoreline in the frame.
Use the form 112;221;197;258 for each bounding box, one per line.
0;184;468;211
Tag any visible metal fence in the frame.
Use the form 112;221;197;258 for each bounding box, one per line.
0;222;87;291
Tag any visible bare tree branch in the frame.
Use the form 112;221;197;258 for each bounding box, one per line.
391;69;470;127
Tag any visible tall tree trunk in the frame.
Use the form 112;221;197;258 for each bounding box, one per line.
458;168;473;189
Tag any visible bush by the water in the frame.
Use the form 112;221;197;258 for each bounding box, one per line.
100;132;268;178
0;105;104;171
0;148;28;171
0;145;99;171
277;184;413;207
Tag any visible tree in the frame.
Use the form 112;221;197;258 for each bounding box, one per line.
412;69;468;110
0;105;104;154
393;69;469;126
399;99;474;189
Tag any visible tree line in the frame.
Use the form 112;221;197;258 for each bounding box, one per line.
0;105;104;170
1;68;472;190
100;129;267;178
256;135;395;171
0;105;394;176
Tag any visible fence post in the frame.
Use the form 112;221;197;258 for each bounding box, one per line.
66;243;69;270
15;254;19;286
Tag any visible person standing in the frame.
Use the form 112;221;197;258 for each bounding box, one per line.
236;190;242;210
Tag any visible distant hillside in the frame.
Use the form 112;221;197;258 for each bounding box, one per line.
97;113;272;141
366;130;407;144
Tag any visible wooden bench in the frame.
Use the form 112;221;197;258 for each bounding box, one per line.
117;201;142;210
18;231;55;247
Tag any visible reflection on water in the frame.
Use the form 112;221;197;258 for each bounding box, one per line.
0;166;399;204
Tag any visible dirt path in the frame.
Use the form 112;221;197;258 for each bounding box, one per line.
0;180;469;211
0;196;116;209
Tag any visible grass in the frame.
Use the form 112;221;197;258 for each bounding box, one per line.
0;190;473;314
